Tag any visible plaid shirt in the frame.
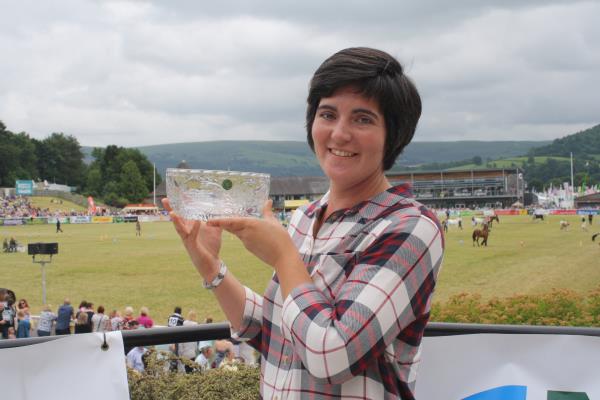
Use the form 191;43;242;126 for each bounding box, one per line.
233;184;444;399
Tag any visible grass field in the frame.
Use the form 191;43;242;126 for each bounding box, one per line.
1;214;599;324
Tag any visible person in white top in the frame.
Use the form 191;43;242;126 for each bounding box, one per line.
179;310;199;373
91;305;110;332
37;305;56;336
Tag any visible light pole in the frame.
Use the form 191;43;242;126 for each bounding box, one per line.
28;243;58;305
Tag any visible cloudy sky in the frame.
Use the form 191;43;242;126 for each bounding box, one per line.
1;0;598;147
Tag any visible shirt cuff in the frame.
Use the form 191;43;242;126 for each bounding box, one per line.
230;286;263;341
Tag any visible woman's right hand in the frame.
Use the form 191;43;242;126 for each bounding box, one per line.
162;198;223;280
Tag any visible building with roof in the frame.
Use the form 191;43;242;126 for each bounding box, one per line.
386;168;525;209
574;192;600;209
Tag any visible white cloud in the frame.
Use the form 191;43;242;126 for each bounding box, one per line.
0;0;598;146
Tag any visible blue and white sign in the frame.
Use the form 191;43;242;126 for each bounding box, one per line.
15;180;34;195
416;333;600;399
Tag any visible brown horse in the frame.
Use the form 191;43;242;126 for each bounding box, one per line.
489;215;500;228
472;223;489;247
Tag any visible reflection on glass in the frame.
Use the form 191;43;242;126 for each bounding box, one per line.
166;168;271;220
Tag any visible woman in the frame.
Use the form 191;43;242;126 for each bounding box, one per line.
16;310;30;338
136;306;154;328
165;47;444;399
74;311;91;334
91;305;110;332
16;299;30;320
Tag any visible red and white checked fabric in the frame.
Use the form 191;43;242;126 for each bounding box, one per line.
233;184;444;399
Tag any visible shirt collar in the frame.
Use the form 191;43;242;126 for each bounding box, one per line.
305;183;414;221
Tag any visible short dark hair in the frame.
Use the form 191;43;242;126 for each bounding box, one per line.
306;47;422;170
174;306;182;314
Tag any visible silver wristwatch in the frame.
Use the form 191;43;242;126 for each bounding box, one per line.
203;261;227;290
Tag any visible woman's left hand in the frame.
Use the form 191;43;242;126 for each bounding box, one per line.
207;200;296;270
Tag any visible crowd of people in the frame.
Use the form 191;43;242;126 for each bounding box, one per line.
0;297;256;374
0;195;85;218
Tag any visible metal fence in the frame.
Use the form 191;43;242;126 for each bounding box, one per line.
2;322;600;353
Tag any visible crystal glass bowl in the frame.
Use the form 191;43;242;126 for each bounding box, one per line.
166;168;271;220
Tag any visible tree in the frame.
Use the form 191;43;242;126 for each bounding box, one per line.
36;133;85;187
472;156;482;165
119;161;149;203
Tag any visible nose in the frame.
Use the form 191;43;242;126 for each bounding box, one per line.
330;119;352;143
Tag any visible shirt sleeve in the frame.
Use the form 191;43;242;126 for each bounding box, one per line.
230;285;264;351
280;214;444;384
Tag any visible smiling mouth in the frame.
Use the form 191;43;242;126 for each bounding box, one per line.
329;148;357;157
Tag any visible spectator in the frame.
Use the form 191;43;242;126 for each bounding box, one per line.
122;306;135;329
16;299;30;320
37;304;57;337
168;307;184;328
91;305;110;332
16;310;30;338
126;346;147;373
180;310;199;373
85;302;95;330
74;312;91;334
0;302;16;339
195;341;214;371
109;309;124;331
7;327;16;339
136;306;154;328
212;339;234;369
55;298;74;335
167;306;184;372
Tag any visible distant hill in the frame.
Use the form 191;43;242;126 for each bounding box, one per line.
528;124;600;157
83;140;549;177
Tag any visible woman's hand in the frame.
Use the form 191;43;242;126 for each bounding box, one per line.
162;198;222;280
207;200;295;269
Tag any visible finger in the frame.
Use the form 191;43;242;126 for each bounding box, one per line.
207;218;248;235
262;199;274;219
162;198;173;212
189;220;201;239
169;212;190;237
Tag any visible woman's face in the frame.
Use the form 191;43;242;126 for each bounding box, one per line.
312;86;386;190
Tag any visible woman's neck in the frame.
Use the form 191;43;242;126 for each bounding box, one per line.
324;173;391;221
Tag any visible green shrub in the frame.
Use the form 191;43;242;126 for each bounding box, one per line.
128;350;260;400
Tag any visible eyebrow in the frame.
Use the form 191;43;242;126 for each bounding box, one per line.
316;104;380;120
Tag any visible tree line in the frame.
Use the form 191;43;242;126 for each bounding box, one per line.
0;121;161;207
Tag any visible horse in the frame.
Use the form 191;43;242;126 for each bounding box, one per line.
489;215;500;227
472;223;489;247
447;218;463;230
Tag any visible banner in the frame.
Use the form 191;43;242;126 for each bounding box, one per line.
577;209;600;215
549;209;577;215
2;218;24;226
123;215;139;222
69;216;91;224
47;217;70;224
416;334;600;399
15;180;34;195
92;216;114;224
0;332;129;399
24;217;48;225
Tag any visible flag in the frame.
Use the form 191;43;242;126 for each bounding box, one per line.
87;196;96;214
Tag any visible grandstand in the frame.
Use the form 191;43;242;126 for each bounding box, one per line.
386;167;525;209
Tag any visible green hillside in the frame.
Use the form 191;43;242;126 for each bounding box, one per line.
529;124;600;157
84;140;548;177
